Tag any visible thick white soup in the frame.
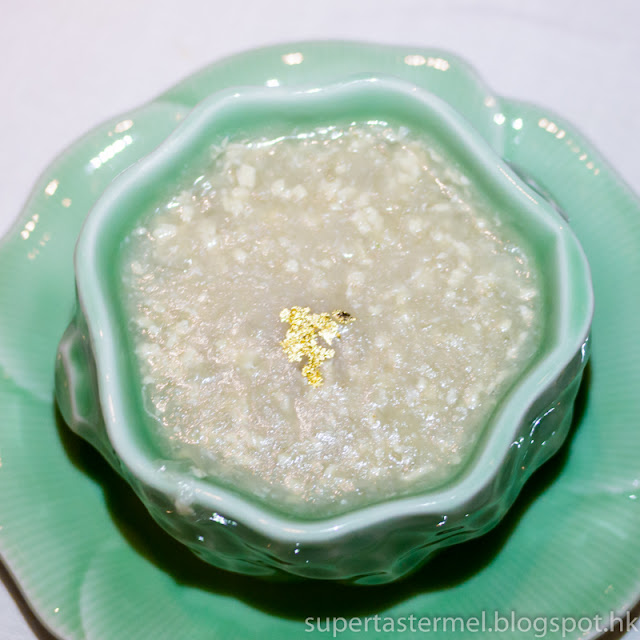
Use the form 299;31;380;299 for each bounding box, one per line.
119;122;544;518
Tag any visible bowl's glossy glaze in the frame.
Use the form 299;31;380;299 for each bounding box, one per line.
55;76;593;583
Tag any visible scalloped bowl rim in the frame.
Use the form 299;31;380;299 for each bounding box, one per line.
74;75;593;543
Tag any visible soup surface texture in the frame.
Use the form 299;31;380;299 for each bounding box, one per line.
120;122;543;518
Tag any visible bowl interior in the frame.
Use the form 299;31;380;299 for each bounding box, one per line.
76;76;591;521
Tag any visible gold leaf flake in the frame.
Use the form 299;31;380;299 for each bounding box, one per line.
280;307;355;386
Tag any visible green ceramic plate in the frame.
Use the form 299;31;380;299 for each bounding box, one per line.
0;42;638;640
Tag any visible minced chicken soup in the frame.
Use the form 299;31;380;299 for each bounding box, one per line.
119;122;543;518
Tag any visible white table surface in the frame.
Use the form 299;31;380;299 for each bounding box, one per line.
1;1;638;637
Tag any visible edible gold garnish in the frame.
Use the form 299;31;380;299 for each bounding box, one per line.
280;307;355;387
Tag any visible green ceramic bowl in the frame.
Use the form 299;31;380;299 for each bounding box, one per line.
55;75;593;584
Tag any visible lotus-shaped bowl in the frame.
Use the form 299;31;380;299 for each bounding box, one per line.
55;76;593;584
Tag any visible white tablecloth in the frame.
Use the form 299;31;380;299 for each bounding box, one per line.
1;1;638;637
